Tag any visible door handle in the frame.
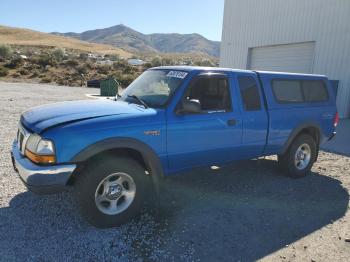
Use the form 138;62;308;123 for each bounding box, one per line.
227;119;237;126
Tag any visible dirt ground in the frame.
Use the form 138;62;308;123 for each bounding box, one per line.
0;81;349;261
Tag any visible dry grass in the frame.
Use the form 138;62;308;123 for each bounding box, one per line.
0;25;132;57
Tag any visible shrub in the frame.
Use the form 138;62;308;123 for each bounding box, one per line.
118;74;136;88
122;65;133;74
113;60;127;70
163;57;174;66
105;54;120;61
84;62;93;70
151;56;162;67
66;59;79;67
143;62;152;69
12;72;21;78
97;65;111;75
56;78;66;86
194;59;215;67
0;45;13;59
5;57;23;69
51;48;65;62
29;72;39;78
79;53;88;61
0;66;9;77
40;77;52;83
76;64;88;75
28;63;41;70
28;56;39;66
38;54;55;67
19;69;29;75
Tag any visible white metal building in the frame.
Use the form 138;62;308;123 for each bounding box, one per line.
220;0;350;118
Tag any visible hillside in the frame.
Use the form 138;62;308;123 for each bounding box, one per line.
53;24;220;57
0;25;218;88
0;25;131;57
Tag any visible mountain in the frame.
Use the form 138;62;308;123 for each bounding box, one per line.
0;25;131;57
53;24;220;57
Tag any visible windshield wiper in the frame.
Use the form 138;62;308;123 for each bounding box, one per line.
127;95;149;108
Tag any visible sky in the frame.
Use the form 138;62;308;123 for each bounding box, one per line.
0;0;225;41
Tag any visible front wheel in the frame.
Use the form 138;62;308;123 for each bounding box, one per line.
75;156;148;228
278;134;317;178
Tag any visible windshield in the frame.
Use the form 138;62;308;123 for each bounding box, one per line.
120;69;188;108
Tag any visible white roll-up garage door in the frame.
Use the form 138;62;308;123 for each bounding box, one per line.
248;42;315;73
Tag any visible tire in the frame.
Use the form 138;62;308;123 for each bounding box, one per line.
75;156;148;228
278;134;317;178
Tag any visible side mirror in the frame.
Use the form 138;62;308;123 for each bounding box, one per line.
177;100;201;115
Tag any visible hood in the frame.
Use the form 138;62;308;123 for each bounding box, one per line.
21;100;144;133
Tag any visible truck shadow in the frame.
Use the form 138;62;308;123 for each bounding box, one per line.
1;158;348;261
157;158;349;261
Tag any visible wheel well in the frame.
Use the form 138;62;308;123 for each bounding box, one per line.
299;127;320;145
281;126;321;156
68;148;149;185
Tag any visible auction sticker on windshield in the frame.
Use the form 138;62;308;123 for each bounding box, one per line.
167;71;188;79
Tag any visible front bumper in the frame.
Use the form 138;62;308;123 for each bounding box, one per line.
11;141;76;194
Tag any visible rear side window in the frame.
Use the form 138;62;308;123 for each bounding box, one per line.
272;79;329;103
238;76;261;111
302;81;329;102
272;80;303;103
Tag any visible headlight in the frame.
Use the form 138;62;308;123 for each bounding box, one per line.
25;134;41;153
25;134;56;164
37;139;55;155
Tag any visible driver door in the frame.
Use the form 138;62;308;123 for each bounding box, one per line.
166;73;243;172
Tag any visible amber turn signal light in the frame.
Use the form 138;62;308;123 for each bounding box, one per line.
25;149;56;164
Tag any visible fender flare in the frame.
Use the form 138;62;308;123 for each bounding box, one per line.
281;121;322;155
70;137;164;194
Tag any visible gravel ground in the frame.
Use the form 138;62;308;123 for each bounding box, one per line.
0;81;349;262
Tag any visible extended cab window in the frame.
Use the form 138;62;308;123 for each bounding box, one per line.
238;76;261;111
184;76;232;113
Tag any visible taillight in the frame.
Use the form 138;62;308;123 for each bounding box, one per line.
334;112;339;127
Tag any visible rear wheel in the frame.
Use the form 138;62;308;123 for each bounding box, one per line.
75;156;148;228
278;134;317;178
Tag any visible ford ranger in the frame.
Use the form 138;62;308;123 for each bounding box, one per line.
11;66;338;227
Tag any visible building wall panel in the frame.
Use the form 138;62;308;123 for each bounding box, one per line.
220;0;350;117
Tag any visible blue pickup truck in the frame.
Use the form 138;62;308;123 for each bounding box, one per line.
11;66;338;227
